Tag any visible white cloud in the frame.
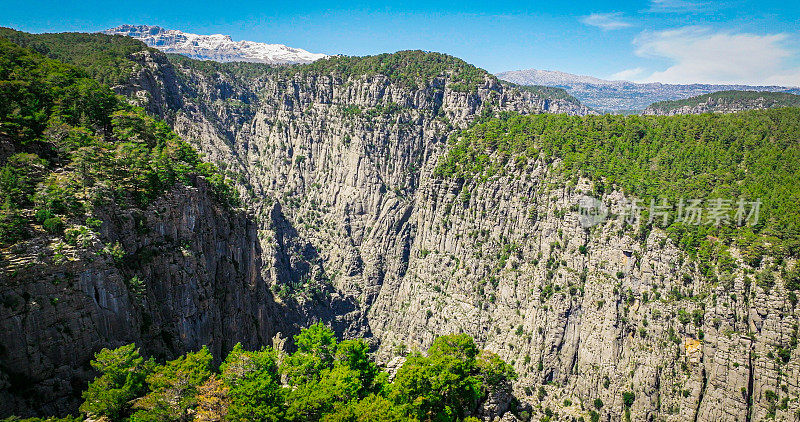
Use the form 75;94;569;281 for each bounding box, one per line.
764;70;800;87
609;67;646;81
633;27;800;86
580;13;632;31
647;0;704;13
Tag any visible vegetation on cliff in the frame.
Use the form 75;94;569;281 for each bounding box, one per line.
0;27;155;86
646;90;800;113
288;50;490;92
513;84;583;106
173;48;497;94
436;110;800;266
5;325;516;422
0;36;237;247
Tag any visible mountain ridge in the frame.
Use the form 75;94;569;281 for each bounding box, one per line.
643;90;800;115
497;68;800;112
2;29;800;422
103;24;327;65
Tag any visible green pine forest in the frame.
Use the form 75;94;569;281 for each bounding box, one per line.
647;90;800;112
3;28;800;422
0;36;237;247
3;325;517;422
0;27;158;86
0;27;491;94
436;110;800;280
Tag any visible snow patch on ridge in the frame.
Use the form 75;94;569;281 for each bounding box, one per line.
104;25;327;65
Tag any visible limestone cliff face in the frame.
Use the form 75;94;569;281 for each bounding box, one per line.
0;179;279;416
4;46;798;422
114;50;799;421
116;49;590;335
378;169;799;421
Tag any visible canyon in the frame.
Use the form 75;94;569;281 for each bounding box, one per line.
1;32;798;421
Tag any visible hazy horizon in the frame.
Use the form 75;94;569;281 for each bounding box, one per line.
3;0;800;86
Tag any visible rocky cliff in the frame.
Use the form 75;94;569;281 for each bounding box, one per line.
0;178;283;416
2;32;798;422
117;48;591;337
378;169;799;421
0;42;589;417
643;90;800;116
115;49;800;421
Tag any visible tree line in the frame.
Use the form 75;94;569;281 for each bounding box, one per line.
0;36;237;247
3;325;516;422
436;110;800;276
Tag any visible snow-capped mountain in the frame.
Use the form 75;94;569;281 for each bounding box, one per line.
104;25;327;65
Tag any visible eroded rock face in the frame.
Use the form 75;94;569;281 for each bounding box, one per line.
118;49;590;337
382;173;799;421
121;51;799;421
0;179;280;416
479;380;514;420
3;48;798;421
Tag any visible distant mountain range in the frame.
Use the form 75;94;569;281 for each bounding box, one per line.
643;90;800;115
497;69;800;113
103;25;327;65
97;28;800;113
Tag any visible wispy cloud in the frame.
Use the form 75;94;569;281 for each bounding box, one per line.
646;0;705;13
580;13;632;31
633;27;800;86
609;67;646;81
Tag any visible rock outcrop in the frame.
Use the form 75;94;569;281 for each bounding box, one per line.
0;179;280;416
114;50;799;421
3;43;798;422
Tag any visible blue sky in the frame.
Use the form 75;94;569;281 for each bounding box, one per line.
3;0;800;85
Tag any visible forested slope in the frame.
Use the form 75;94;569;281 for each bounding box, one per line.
643;90;800;115
0;36;276;417
2;28;800;422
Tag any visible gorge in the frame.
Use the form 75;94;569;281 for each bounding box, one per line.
1;28;799;421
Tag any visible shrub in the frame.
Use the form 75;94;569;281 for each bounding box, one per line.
0;153;47;208
677;309;691;325
622;391;635;408
104;241;126;264
43;216;65;234
35;207;54;223
0;210;28;245
757;271;775;291
64;225;91;247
